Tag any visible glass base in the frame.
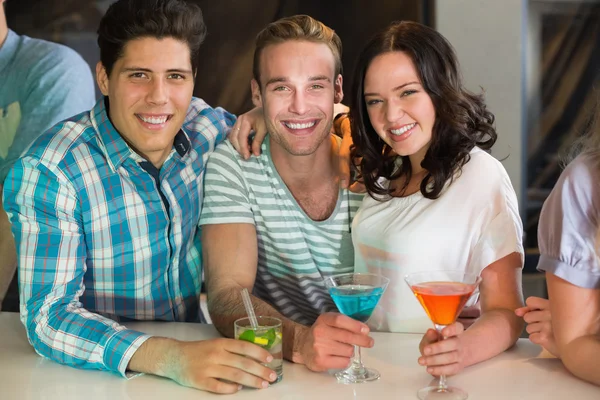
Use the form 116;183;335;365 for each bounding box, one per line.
335;367;381;384
417;385;468;400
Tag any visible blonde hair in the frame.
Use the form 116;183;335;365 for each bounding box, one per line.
565;95;600;165
252;14;342;87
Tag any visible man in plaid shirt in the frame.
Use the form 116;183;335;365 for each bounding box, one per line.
2;0;278;393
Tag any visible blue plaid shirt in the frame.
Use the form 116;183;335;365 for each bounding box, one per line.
3;97;235;377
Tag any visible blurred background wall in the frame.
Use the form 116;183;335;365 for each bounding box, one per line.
5;0;432;113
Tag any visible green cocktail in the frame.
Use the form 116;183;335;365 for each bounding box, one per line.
234;316;283;383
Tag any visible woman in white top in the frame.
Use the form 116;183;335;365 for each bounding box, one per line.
516;106;600;386
348;21;525;377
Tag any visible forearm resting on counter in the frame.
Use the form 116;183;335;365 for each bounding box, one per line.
560;335;600;386
461;308;523;368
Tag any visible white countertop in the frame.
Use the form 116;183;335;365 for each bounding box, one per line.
0;312;598;399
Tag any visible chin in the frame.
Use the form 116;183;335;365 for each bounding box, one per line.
387;144;406;155
289;146;319;156
390;142;421;157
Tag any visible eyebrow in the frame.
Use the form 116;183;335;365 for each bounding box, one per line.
122;67;193;74
364;81;420;97
265;75;332;87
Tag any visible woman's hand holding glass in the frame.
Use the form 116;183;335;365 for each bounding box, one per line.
418;322;466;377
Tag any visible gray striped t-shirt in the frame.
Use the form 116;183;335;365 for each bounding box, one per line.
200;138;363;325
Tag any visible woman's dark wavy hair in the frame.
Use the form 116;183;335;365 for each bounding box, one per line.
349;21;497;200
97;0;206;76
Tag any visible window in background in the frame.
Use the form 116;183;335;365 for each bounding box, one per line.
525;0;600;276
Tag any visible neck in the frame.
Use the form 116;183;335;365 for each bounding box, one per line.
128;139;171;169
0;12;8;49
409;156;425;175
126;139;170;169
271;135;338;188
144;152;169;169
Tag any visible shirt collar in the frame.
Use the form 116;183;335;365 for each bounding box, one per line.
0;30;20;75
91;97;134;170
173;128;191;157
91;97;192;171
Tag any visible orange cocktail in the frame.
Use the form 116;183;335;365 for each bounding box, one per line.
410;281;476;326
404;271;481;400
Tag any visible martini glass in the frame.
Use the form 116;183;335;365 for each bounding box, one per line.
404;270;482;400
324;272;390;384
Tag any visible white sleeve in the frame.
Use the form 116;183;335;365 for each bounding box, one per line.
537;155;600;289
469;170;524;274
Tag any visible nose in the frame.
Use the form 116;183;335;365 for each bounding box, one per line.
147;78;168;105
384;101;405;123
288;90;309;115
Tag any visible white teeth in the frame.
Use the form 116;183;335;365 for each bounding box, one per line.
390;123;416;135
139;115;168;125
283;121;316;130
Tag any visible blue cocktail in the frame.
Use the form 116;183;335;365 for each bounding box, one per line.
329;285;384;322
324;273;390;384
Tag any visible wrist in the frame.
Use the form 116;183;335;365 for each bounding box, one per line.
289;324;309;364
129;336;181;378
456;334;471;369
160;338;183;379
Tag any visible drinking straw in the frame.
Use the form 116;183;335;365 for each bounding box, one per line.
241;288;259;329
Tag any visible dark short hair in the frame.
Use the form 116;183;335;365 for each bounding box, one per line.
252;14;342;88
349;21;497;200
97;0;206;76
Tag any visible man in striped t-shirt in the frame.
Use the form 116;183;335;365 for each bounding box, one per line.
201;15;374;373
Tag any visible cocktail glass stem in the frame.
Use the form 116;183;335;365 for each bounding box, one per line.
438;374;448;391
336;345;367;381
335;344;380;383
434;324;449;392
350;345;366;375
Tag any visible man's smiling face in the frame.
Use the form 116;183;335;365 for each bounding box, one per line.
97;36;195;168
251;40;343;156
